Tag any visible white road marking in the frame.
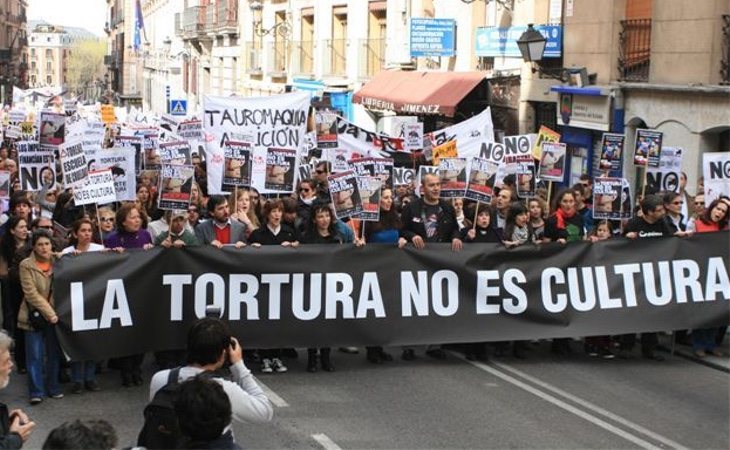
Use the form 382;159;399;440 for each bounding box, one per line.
453;353;668;450
255;378;290;408
492;361;689;450
312;433;342;450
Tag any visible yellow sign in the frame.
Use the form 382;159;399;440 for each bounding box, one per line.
531;125;561;160
101;104;116;124
20;121;34;135
432;140;458;166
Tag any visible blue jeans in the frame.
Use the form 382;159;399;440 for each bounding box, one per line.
692;328;718;352
25;327;62;398
70;361;96;383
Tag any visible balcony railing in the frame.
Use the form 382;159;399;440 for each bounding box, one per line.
323;39;348;76
266;40;289;76
182;6;207;40
618;19;652;82
358;38;385;79
721;15;730;85
204;5;217;32
216;0;238;34
244;42;262;74
174;13;183;38
290;40;314;75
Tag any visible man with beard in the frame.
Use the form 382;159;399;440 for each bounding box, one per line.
195;195;247;248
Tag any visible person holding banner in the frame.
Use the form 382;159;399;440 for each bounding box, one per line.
400;173;462;361
0;216;31;373
60;219;105;394
250;199;299;374
103;204;154;386
195;195;247;248
662;192;686;233
491;188;516;234
155;211;199;248
544;189;585;356
528;198;547;242
230;190;260;238
18;229;63;405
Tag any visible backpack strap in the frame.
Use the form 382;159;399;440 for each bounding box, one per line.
167;366;182;386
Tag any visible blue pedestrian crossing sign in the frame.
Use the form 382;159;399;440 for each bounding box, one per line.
170;99;187;116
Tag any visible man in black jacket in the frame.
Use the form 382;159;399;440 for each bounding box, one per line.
399;173;462;360
0;331;34;448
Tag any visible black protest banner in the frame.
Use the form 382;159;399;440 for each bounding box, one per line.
54;233;729;361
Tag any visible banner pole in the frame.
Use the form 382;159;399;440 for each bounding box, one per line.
547;181;553;207
472;201;480;230
641;165;648;200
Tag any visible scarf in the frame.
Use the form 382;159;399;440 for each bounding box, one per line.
554;208;576;230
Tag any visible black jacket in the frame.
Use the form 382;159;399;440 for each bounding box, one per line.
400;198;460;243
0;403;22;449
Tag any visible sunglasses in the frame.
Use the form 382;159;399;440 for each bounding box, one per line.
299;187;311;192
672;201;683;205
188;208;198;213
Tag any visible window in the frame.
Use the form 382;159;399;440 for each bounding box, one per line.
30;48;35;57
45;49;52;59
46;75;52;84
46;61;52;71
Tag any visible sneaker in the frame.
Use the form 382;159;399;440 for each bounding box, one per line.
271;358;288;373
694;350;707;358
710;349;724;357
50;393;64;399
598;347;615;359
401;349;415;361
261;358;273;374
29;397;43;405
85;381;101;392
425;348;447;360
338;347;359;354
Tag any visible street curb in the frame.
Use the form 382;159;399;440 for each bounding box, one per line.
657;345;730;373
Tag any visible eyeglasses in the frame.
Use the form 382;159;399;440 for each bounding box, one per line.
100;217;114;222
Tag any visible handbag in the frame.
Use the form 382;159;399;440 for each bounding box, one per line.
27;305;50;331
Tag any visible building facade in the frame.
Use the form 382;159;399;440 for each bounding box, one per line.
0;0;28;103
27;23;71;88
105;0;143;106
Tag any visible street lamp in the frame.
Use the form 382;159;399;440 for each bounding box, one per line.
248;0;291;37
516;24;567;81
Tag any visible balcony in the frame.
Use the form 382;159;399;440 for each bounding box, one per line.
216;0;238;35
323;39;348;77
358;38;385;79
182;6;207;41
204;4;217;33
266;40;289;77
722;15;730;85
290;40;314;76
618;19;652;82
174;13;183;38
244;42;262;74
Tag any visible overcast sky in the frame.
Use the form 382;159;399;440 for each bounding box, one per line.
27;0;107;36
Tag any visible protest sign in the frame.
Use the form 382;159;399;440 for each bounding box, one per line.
465;157;498;203
222;141;252;187
599;133;624;172
115;135;144;173
4;125;21;140
158;164;194;210
298;162;314;184
314;109;338;148
328;148;351;173
86;147;137;201
516;161;536;199
432;140;457;166
592;177;624;219
393;167;415;187
8;110;26;124
54;233;730;360
633;129;662;167
0;171;10;199
159;140;192;166
703;152;730;203
73;169;117;206
101;104;116;124
20;121;35;138
538;142;567;182
531;125;560;160
349;157;375;177
264;147;296;193
203;92;309;194
18;141;55;191
138;129;161;170
647;147;683;193
372;157;394;191
438;157;467;198
82;121;105;153
328;170;363;219
177;119;203;141
59;136;88;188
357;176;382;222
39;112;65;146
403;122;424;152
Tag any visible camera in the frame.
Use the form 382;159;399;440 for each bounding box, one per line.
205;305;222;319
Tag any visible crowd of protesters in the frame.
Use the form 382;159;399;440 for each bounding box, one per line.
0;126;727;412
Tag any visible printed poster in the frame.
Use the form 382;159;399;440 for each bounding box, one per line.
39;112;66;146
593;177;627;220
18;141;55;191
465;157;498;203
85;147;137;201
599;133;625;172
59;136;88;188
223;141;252;187
531;125;560;160
264;147;296;193
538;142;567;182
73;170;117;206
158;164;194;210
372;157;394;191
328;170;363;219
356;176;382;222
516;161;536;199
633;129;662;167
438;158;467;199
159;141;192;166
315;109;338;149
403;122;424;152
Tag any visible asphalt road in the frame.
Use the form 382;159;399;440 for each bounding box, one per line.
4;342;728;449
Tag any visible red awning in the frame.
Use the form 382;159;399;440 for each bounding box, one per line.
352;71;486;117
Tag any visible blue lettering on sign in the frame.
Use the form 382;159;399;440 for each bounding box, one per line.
475;25;562;58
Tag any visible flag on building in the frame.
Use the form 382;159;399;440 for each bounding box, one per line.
134;0;146;51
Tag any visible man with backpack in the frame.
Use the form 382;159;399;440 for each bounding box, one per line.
139;318;273;448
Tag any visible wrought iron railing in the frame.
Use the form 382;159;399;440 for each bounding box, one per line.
266;40;289;76
244;42;262;74
618;19;652;82
290;40;314;75
721;15;730;84
358;38;385;79
323;39;348;76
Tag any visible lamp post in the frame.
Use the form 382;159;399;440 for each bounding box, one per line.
516;24;567;81
248;0;291;37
